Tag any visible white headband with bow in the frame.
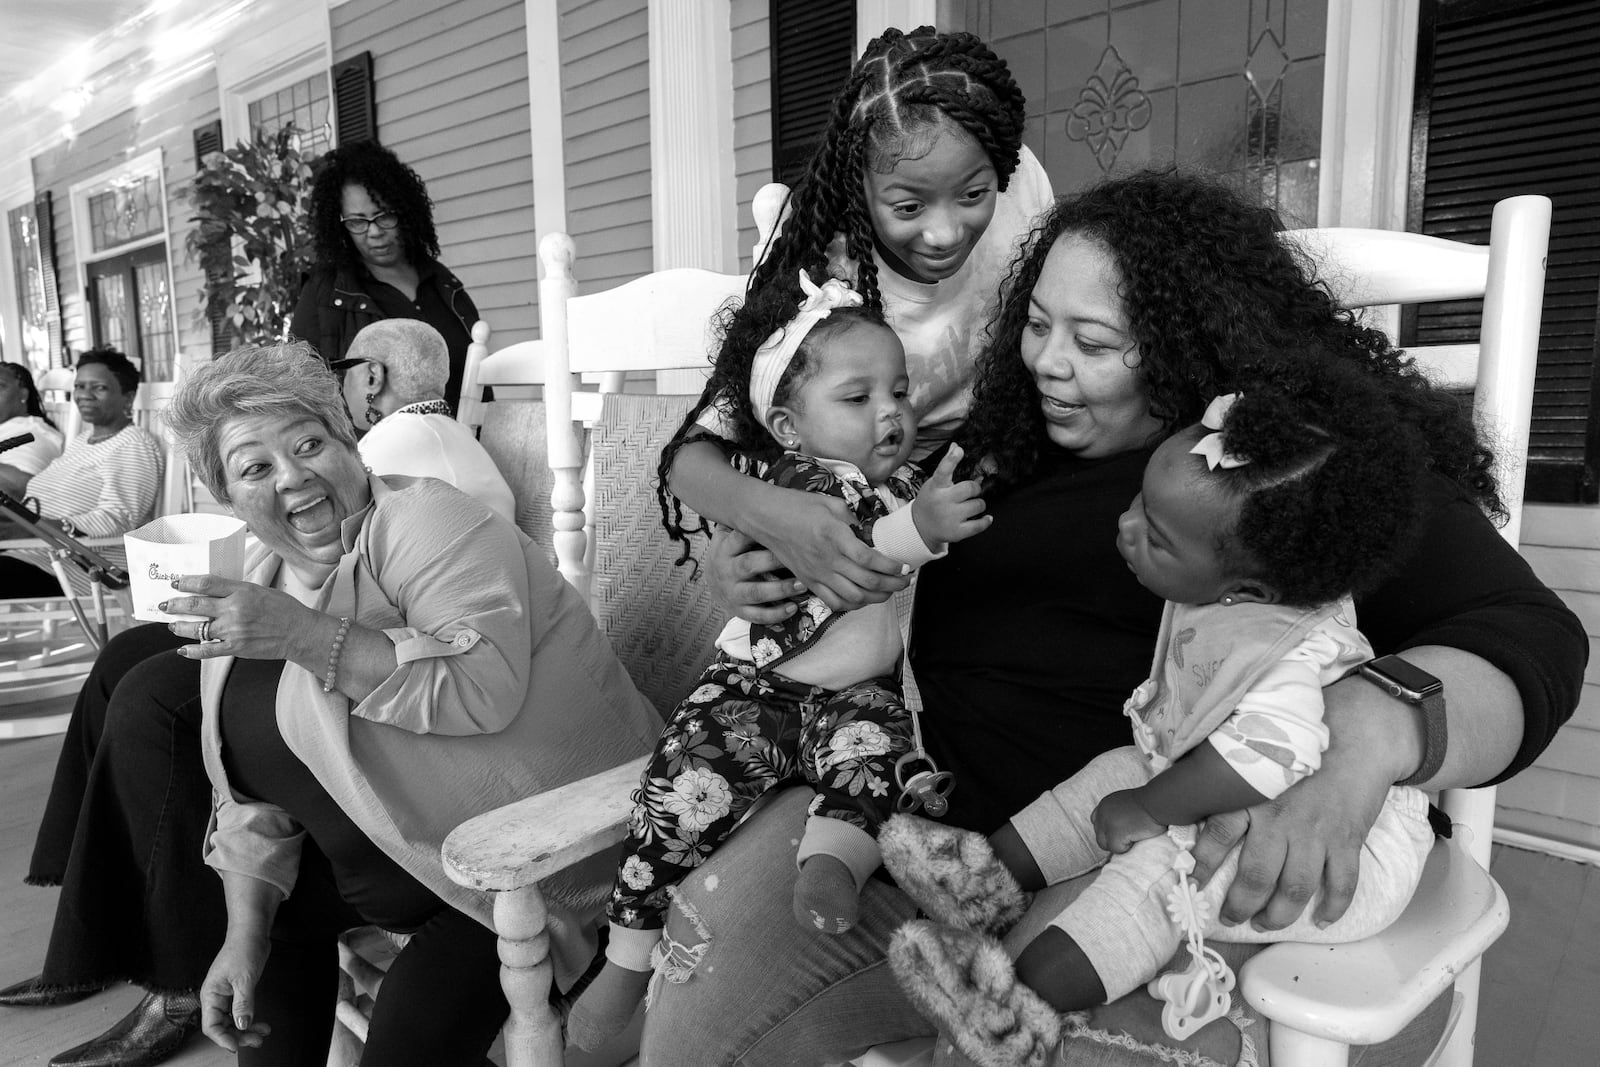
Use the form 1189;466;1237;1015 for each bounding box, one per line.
749;272;864;425
1189;393;1250;470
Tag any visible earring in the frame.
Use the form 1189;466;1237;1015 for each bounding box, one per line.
1221;594;1236;606
364;392;384;426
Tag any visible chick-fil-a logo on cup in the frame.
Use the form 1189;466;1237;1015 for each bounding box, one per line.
123;514;247;622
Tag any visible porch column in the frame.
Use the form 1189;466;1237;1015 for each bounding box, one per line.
647;0;736;273
524;0;567;249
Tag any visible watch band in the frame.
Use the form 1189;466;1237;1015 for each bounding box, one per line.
1396;687;1448;787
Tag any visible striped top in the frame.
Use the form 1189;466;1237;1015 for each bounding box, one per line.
26;425;164;537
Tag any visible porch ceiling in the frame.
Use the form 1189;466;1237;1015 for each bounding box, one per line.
0;0;153;105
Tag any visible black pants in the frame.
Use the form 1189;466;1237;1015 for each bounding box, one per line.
28;623;224;994
245;839;508;1067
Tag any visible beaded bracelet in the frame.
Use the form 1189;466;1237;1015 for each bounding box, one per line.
322;616;352;693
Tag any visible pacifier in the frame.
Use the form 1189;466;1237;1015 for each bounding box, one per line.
894;751;955;817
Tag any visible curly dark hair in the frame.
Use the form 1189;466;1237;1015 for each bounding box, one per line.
307;141;439;274
1198;353;1427;607
76;346;140;397
655;276;888;552
960;169;1503;521
657;25;1026;534
0;362;54;427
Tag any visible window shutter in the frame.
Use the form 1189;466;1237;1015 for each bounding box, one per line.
331;51;377;146
193;119;231;354
193;118;223;170
768;0;856;186
1408;0;1600;503
33;192;64;369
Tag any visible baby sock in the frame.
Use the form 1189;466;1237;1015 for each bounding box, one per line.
794;854;861;933
564;926;656;1051
792;816;881;935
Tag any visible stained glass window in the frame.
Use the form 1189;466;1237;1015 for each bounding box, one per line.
86;174;164;253
968;0;1327;225
6;204;49;371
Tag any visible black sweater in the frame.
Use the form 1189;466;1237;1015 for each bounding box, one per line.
910;446;1587;834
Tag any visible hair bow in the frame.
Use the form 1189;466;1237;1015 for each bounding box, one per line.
1189;393;1249;470
749;272;864;425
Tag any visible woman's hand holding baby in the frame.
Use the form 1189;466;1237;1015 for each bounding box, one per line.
742;482;910;612
912;444;992;551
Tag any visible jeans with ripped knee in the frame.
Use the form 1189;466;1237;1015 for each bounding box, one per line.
639;787;1451;1067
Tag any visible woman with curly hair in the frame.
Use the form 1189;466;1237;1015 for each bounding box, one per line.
289;141;479;408
643;171;1584;1066
659;24;1051;596
883;355;1443;1066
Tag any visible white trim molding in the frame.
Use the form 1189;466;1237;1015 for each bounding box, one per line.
213;0;333;147
857;0;939;57
66;148;179;362
647;0;738;272
1318;0;1420;231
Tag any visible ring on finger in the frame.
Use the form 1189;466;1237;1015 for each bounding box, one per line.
197;620;212;643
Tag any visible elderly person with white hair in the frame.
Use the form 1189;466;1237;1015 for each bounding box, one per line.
62;341;654;1067
334;319;515;526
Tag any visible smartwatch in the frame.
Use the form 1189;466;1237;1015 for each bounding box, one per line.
1358;654;1447;786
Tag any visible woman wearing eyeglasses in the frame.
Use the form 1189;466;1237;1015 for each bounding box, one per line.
289;141;480;410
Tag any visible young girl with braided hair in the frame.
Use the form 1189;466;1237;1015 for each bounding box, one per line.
659;25;1051;608
880;353;1441;1067
567;273;991;1051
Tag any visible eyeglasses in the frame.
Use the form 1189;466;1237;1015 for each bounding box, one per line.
340;212;400;235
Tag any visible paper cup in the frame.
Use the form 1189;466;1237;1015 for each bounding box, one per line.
123;513;248;622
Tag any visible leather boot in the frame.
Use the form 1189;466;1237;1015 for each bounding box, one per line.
0;974;108;1008
49;991;201;1067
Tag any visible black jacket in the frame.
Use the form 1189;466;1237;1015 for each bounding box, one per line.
289;260;479;407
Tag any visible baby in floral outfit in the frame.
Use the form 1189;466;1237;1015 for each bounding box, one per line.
565;273;991;1050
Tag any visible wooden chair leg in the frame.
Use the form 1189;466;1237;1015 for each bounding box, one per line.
495;883;565;1067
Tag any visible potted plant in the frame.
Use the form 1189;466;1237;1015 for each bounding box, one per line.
185;124;316;347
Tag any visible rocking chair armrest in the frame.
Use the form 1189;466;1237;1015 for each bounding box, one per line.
442;754;649;892
1239;831;1509;1046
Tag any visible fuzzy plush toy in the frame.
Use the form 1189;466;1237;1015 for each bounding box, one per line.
878;813;1029;935
889;920;1079;1067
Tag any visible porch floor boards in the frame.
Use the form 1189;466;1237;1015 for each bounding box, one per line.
2;726;1596;1066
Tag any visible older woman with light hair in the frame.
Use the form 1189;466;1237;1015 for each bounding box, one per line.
334;318;515;525
155;342;656;1065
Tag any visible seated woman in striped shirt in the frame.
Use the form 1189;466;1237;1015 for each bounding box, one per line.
0;347;164;598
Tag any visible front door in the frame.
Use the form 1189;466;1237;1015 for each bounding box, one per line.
86;244;176;380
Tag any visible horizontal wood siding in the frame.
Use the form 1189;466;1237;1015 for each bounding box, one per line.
28;67;221;375
732;0;773;272
332;0;540;344
561;0;651;293
1506;503;1600;850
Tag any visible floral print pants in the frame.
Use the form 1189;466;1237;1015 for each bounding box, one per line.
605;654;913;930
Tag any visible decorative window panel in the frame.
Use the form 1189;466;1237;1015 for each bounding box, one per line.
248;73;332;158
964;0;1327;224
7;203;50;371
86;175;164;254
